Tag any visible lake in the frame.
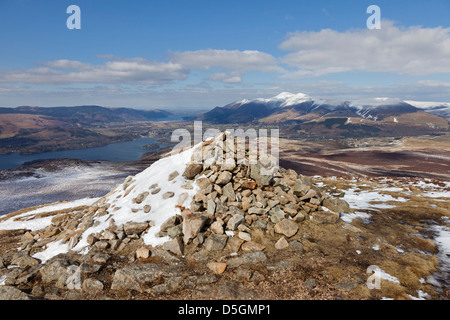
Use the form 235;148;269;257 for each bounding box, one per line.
0;137;166;171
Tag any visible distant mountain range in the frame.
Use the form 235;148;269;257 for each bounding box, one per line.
199;92;450;127
0;105;172;125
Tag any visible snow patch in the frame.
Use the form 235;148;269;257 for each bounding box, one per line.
0;197;100;231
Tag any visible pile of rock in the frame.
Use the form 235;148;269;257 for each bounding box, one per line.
56;131;352;258
149;132;351;256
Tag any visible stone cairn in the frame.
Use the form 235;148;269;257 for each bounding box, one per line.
126;131;351;256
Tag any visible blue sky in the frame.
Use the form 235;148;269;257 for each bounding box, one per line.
1;0;450;108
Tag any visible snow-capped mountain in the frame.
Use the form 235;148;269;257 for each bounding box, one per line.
200;92;449;124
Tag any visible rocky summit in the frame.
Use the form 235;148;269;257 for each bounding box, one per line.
0;132;443;300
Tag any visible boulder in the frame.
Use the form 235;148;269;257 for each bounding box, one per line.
274;219;299;238
123;222;149;235
322;198;351;213
207;262;227;275
227;214;245;231
183;163;203;179
204;234;228;251
216;171;233;185
111;263;182;293
222;182;236;202
162;236;184;256
250;162;273;186
226;252;267;268
275;237;290;250
312;211;340;224
182;214;208;244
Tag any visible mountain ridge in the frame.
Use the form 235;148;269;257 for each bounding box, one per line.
200;92;450;125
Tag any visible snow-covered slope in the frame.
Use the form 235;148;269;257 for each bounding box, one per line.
405;100;450;118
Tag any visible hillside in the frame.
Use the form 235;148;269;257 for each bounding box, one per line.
0;105;173;155
0;106;172;125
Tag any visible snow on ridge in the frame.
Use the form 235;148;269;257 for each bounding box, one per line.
405;100;450;109
241;92;312;109
73;143;201;252
350;97;404;109
0;197;100;232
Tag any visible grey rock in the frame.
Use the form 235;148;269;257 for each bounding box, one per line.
221;158;236;171
160;215;182;232
135;192;149;204
303;278;317;289
248;207;267;215
289;240;304;251
150;276;184;295
292;179;309;196
334;279;358;291
162;236;184;256
322;198;351;213
204;234;228;251
250;162;273;186
0;286;32;300
183;163;203;179
123;222;149;235
207;199;216;215
111;263;183;293
94;240;110;250
40;258;71;283
182;214;208;244
222;182;236;202
299;189;317;201
82;278;104;293
11;254;40;269
92;253;110;264
226;252;267;268
266;259;295;271
163;191;175;199
252;219;268;229
183;274;217;289
269;207;286;223
274;218;299;238
312;211;340;224
227;214;245;231
216;171;232;185
168;171;180;181
167;224;183;238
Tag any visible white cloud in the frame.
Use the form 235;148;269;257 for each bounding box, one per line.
169;49;283;73
208;72;242;83
0;58;189;85
279;20;450;77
